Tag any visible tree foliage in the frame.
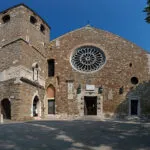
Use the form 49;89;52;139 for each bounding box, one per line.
144;0;150;23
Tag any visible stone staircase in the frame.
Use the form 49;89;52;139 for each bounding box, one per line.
77;115;103;121
44;114;104;121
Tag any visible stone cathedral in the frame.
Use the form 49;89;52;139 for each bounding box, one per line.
0;4;150;121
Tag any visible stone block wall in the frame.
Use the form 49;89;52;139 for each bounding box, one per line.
0;41;21;72
46;26;150;117
0;79;20;120
16;81;45;120
0;5;50;54
0;79;45;121
20;40;47;78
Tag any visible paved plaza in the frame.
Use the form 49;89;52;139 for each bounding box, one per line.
0;120;150;150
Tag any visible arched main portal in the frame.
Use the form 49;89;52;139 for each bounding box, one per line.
33;96;41;117
1;99;11;119
47;84;55;114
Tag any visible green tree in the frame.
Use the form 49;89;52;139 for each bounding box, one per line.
144;0;150;23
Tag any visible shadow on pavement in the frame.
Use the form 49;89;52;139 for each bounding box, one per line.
0;120;150;150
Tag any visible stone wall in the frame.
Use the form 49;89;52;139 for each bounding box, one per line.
46;25;150;117
0;79;45;121
20;40;47;78
127;81;150;116
0;41;21;72
0;5;50;54
0;79;20;120
17;81;45;120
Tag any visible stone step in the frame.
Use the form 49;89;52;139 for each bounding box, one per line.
78;115;102;121
44;114;104;121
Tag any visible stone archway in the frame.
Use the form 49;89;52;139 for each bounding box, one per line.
1;99;11;119
32;96;41;117
47;84;55;114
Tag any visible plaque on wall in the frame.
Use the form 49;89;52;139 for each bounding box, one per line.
86;85;95;91
67;81;74;99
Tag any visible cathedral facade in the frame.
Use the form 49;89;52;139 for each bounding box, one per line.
0;4;150;121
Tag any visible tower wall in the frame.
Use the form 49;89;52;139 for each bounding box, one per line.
0;4;50;120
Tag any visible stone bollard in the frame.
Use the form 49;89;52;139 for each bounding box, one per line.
0;114;3;124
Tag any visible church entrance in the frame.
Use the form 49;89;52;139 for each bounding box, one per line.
33;96;40;117
1;99;11;119
84;96;97;115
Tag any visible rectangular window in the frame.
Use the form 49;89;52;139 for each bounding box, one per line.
48;59;55;77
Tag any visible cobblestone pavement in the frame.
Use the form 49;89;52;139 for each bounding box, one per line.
0;120;150;150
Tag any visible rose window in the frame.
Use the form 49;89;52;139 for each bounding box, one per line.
71;46;106;73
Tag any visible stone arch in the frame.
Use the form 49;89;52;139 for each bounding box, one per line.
32;95;41;117
47;84;55;99
1;98;11;119
47;84;55;114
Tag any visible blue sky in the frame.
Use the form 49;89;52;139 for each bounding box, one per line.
0;0;150;52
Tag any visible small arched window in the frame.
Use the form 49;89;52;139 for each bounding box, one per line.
30;16;37;24
2;15;10;23
47;84;55;99
40;24;45;33
32;62;39;81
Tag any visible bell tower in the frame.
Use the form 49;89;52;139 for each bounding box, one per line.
0;4;50;72
0;4;50;120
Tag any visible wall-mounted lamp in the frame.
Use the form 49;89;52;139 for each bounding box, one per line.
77;84;81;94
98;86;103;94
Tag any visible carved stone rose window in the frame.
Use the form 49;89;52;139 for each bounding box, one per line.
71;46;106;73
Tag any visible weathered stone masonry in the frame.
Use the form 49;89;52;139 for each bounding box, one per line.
0;4;49;120
0;4;150;121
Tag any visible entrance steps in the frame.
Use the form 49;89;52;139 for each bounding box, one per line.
44;114;79;120
78;115;103;121
44;115;103;121
125;116;140;121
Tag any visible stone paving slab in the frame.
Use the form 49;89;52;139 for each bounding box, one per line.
0;120;150;150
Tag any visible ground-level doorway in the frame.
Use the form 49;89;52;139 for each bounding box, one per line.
33;96;41;117
84;96;97;115
1;99;11;119
131;100;138;115
48;99;55;114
